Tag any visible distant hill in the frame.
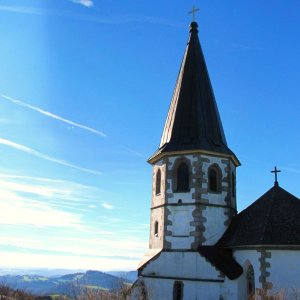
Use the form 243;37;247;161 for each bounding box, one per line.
0;274;56;294
0;270;133;297
0;268;84;277
107;271;137;282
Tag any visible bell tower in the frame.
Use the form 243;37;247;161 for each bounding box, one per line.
148;21;239;252
134;20;240;300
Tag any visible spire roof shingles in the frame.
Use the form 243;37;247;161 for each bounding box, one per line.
150;22;238;163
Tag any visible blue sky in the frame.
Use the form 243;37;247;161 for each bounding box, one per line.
0;0;299;271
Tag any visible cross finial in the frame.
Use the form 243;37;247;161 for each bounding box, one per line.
271;166;281;187
188;6;199;22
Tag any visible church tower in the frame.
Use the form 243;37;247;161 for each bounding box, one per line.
133;21;240;300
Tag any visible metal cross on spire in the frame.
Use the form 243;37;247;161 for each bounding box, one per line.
271;166;281;186
189;6;200;22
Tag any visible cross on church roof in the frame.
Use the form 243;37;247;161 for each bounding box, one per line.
188;6;199;22
271;166;281;187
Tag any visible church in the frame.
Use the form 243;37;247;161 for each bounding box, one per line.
131;17;300;300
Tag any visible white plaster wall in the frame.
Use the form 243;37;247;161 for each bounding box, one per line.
220;249;262;300
234;249;261;299
166;205;194;249
201;155;228;174
221;278;239;300
268;250;300;296
139;249;300;300
149;207;164;249
166;154;234;207
203;190;228;206
203;206;227;245
166;235;195;249
164;154;235;249
167;190;195;204
142;252;221;280
167;155;196;170
152;159;166;207
166;155;196;204
139;247;282;300
150;158;166;249
142;277;221;300
232;249;300;299
202;155;229;206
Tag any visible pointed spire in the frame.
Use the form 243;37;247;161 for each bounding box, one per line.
150;22;238;163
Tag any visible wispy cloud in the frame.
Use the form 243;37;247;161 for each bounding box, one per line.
0;173;115;216
0;174;71;184
0;189;83;229
281;166;300;174
0;229;145;256
70;0;94;8
0;5;46;15
0;172;148;270
0;94;106;137
0;174;93;201
101;202;114;210
0;5;182;28
121;146;144;157
0;137;102;175
0;173;115;220
0;251;140;271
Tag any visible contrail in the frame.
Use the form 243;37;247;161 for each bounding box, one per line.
70;0;94;8
0;94;106;137
0;137;102;176
0;5;182;28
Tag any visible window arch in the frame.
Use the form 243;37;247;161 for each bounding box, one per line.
208;165;221;193
154;221;159;236
246;265;255;299
232;171;236;197
155;169;161;195
173;281;183;300
176;162;189;192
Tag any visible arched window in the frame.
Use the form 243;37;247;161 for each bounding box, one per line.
176;162;189;192
208;165;221;193
232;172;236;197
154;221;159;236
155;169;161;195
246;265;255;299
173;281;183;300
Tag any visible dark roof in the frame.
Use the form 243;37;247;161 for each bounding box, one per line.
218;184;300;247
151;22;237;161
198;246;243;280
